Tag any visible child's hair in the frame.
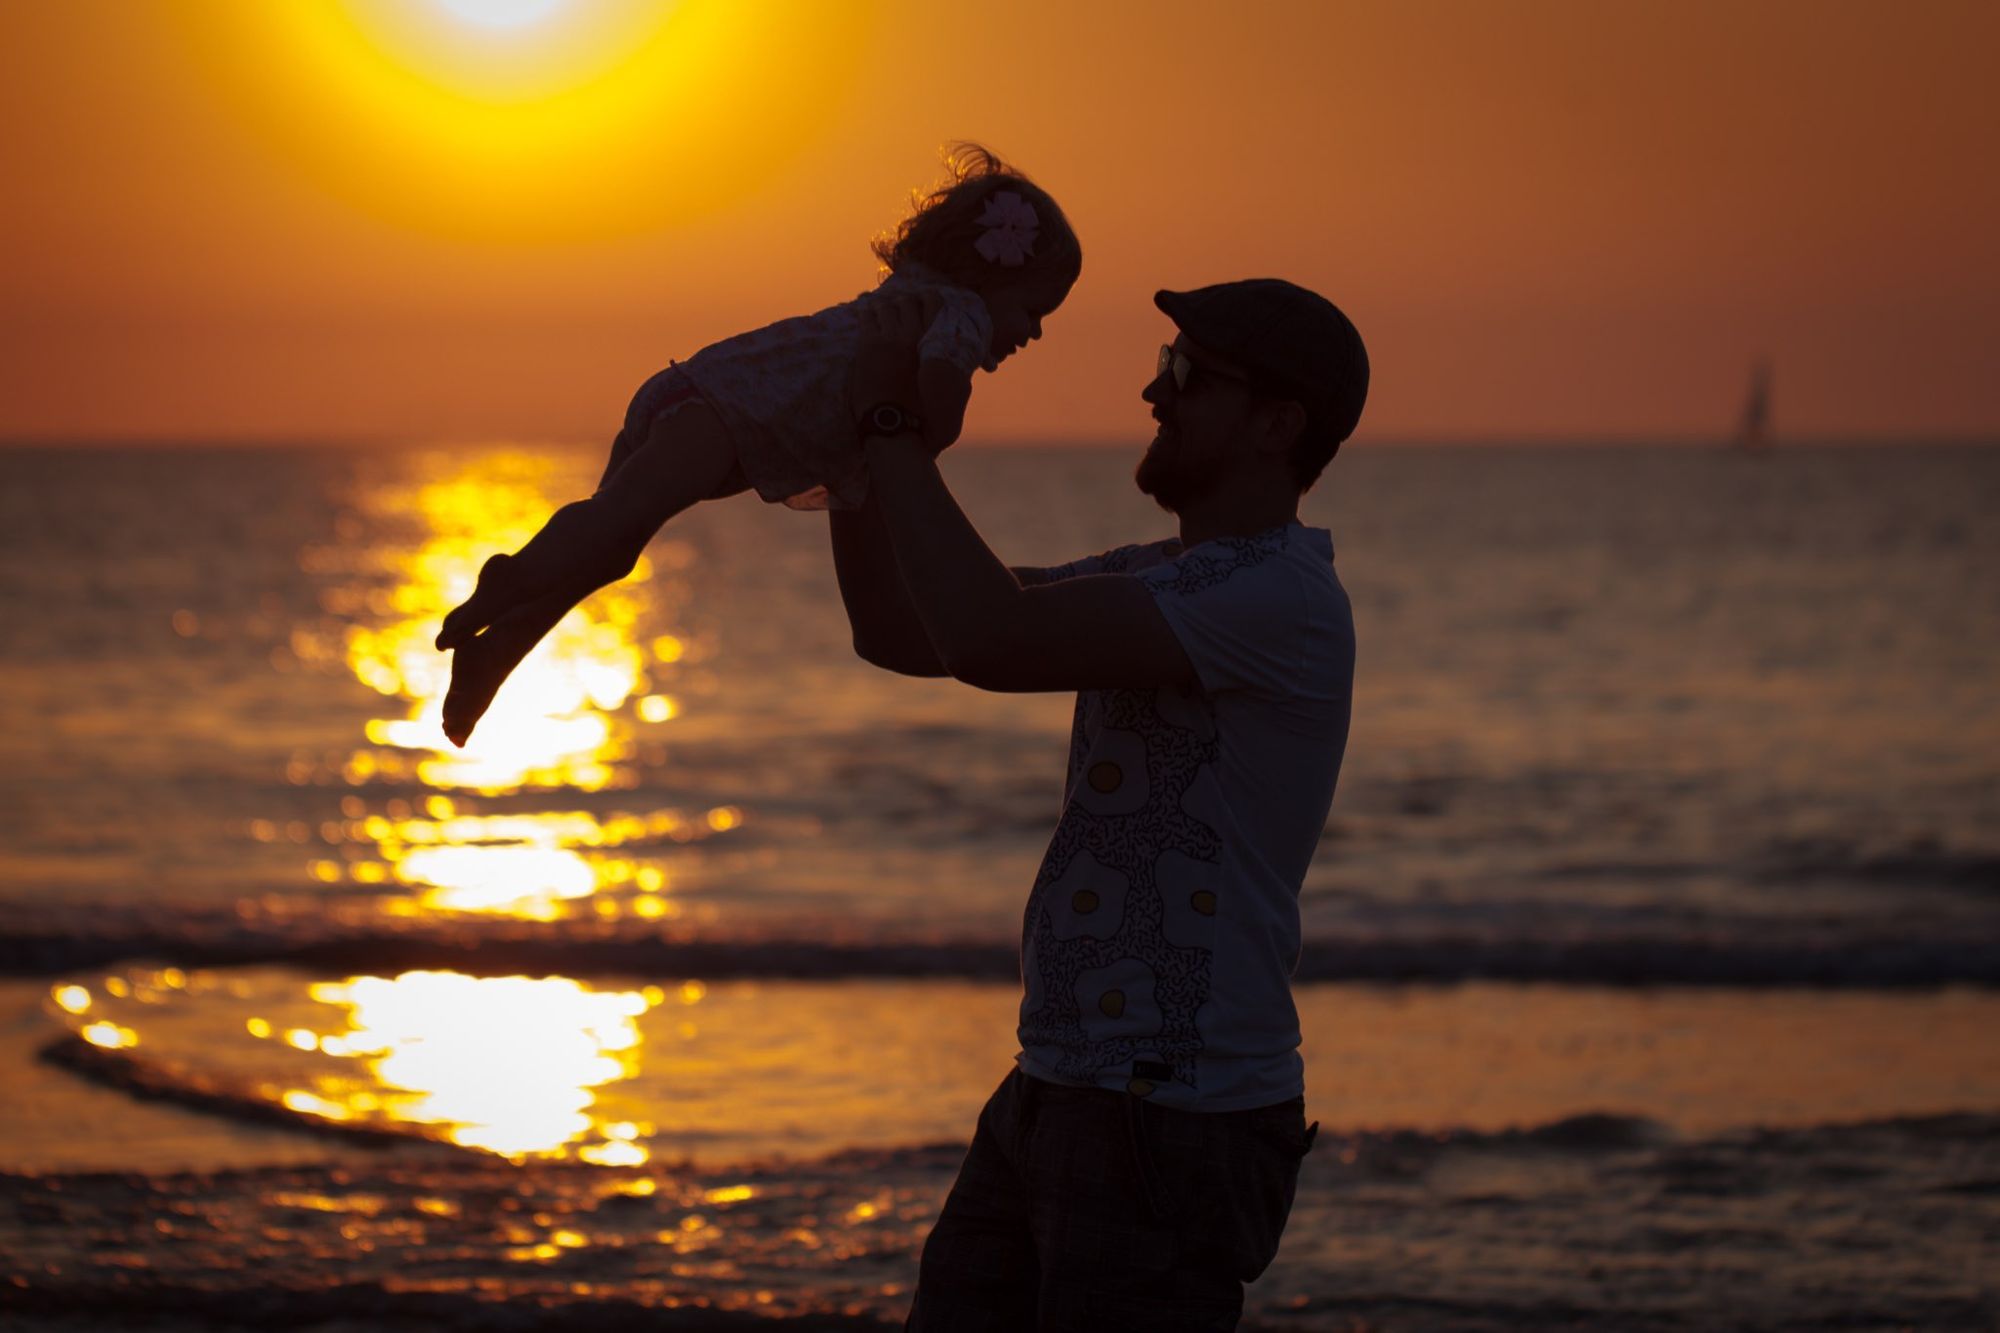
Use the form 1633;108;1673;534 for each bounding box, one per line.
872;142;1082;292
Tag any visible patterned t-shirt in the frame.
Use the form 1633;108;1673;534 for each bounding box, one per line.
1013;521;1354;1111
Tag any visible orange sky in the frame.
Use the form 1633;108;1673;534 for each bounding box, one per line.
2;0;1995;445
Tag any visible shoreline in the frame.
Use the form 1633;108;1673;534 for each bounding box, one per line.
4;925;1994;988
7;974;1998;1178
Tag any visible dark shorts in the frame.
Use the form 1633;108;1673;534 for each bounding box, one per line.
906;1068;1317;1333
622;363;706;438
604;364;749;499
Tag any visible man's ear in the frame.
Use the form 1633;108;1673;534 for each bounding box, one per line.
1255;399;1308;457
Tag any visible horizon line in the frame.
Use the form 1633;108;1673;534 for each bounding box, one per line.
3;431;1998;452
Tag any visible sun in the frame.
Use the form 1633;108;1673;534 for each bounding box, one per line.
435;0;565;28
170;0;877;241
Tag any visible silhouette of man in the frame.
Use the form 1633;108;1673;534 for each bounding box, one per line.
836;278;1367;1331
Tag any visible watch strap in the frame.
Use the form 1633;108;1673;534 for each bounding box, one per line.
860;402;923;437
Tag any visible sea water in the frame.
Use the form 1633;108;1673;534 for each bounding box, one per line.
1;441;1995;1329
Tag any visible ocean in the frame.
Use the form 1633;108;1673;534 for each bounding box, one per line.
1;441;1995;1330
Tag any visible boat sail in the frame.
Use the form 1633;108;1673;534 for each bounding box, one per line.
1735;358;1772;450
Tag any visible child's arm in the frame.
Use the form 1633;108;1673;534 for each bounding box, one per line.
917;359;972;457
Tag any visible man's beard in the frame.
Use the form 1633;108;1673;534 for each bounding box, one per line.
1133;429;1223;514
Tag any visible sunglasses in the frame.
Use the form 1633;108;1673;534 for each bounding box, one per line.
1157;344;1258;393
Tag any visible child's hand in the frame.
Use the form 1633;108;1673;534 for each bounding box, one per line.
918;359;972;457
850;291;933;422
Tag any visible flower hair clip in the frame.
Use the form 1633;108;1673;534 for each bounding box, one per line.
973;190;1039;267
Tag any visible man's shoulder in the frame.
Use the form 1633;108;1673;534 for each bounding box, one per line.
1140;523;1338;602
1095;537;1181;575
1135;524;1352;700
1022;537;1178;584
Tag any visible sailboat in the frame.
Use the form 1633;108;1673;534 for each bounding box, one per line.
1734;358;1772;451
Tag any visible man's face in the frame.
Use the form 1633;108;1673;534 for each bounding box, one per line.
1135;334;1261;512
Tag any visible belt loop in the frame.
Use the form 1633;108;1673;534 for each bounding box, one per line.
1123;1091;1173;1221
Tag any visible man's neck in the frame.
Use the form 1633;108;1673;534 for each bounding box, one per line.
1174;488;1301;550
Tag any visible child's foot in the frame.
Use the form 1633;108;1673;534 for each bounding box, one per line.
437;553;532;653
440;591;575;747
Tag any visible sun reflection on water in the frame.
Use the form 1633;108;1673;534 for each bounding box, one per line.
287;452;721;925
336;462;654;796
277;970;659;1161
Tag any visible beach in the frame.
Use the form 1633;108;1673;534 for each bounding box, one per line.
2;442;1996;1329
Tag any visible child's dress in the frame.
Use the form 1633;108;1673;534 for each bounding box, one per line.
623;262;993;511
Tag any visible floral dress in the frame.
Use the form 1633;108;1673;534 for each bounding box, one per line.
647;262;992;510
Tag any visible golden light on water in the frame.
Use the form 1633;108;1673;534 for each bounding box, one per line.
310;806;708;923
278;971;658;1160
45;969;2000;1186
337;460;653;796
396;844;597;919
281;1089;354;1121
293;452;717;925
81;1022;137;1050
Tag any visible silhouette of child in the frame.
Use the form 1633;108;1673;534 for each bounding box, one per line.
433;144;1082;745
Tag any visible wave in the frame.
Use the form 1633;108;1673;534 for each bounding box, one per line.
42;1019;1999;1172
4;915;1997;986
0;1279;904;1332
1752;841;2000;894
16;1014;1999;1333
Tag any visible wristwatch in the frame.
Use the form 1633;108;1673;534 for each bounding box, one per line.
858;402;924;438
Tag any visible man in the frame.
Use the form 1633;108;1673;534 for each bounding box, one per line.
836;278;1367;1331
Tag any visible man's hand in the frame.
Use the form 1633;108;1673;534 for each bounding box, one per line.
849;291;936;425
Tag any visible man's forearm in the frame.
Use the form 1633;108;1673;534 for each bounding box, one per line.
861;435;1026;673
829;494;948;675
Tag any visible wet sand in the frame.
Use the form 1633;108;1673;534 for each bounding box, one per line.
4;976;1996;1330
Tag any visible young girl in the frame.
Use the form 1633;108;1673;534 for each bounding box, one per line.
433;144;1082;746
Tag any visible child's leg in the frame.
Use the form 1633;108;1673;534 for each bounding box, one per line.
526;400;740;599
439;402;738;746
601;423;750;499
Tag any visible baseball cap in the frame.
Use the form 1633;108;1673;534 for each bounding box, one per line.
1154;279;1369;443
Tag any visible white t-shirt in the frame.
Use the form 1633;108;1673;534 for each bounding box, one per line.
1013;521;1355;1111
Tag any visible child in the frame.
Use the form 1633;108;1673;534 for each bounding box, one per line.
433;144;1082;746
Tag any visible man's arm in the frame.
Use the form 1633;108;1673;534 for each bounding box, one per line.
841;290;1195;693
861;434;1197;693
842;296;1197;693
829;489;1061;678
829;494;948;677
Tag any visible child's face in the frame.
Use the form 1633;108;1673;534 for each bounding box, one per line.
980;267;1074;372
